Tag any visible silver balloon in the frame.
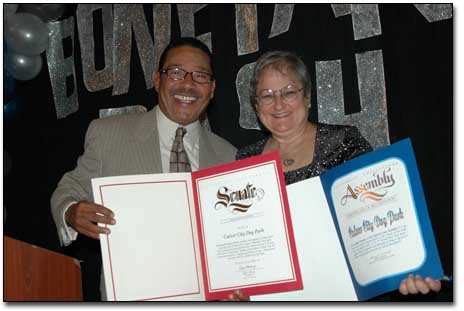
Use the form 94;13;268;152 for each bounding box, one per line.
4;13;49;56
4;4;18;17
19;4;66;22
4;52;43;81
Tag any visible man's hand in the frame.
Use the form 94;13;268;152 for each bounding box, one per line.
65;201;115;239
399;274;441;295
225;290;250;301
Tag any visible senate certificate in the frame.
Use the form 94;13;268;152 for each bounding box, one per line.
192;152;302;300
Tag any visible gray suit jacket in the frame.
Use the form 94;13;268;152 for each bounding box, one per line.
51;108;237;246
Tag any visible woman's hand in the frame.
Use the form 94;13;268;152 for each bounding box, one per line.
399;275;441;295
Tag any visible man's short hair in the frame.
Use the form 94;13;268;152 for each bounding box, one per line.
158;37;213;77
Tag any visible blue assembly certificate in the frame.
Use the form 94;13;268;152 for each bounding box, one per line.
252;138;443;301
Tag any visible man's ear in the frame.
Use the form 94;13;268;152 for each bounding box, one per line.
209;80;216;99
153;71;161;92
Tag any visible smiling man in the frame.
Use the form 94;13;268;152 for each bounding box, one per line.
155;43;215;126
51;37;237;300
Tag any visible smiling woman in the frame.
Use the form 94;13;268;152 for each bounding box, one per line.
237;50;372;184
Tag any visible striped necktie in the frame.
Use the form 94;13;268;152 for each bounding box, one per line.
169;127;192;172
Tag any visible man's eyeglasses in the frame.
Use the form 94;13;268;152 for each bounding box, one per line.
160;67;213;84
255;85;304;106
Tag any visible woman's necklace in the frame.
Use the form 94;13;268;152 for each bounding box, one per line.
269;123;316;169
279;143;303;168
282;158;295;167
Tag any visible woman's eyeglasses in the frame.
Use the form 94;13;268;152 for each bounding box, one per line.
255;85;304;106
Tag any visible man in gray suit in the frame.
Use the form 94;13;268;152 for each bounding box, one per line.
50;37;238;299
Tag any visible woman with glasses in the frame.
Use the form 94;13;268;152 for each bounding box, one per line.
236;51;441;299
236;50;372;185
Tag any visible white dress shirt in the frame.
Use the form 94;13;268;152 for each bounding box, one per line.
155;105;200;172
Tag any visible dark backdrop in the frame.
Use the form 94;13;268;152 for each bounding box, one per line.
3;4;453;301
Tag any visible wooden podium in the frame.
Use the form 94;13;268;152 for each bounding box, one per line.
4;236;83;301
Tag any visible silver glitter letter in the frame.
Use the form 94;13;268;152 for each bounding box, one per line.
355;50;389;148
197;32;212;53
268;4;294;38
351;4;382;40
113;4;154;95
235;4;259;56
331;4;351;18
153;4;171;71
414;4;452;23
316;60;345;119
99;105;147;118
236;62;259;130
316;51;389;149
76;4;113;92
46;17;78;119
176;4;211;51
177;4;207;37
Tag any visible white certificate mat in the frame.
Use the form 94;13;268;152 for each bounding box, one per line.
251;177;357;301
92;173;205;301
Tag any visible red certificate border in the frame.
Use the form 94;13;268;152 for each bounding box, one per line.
192;152;302;300
98;180;202;301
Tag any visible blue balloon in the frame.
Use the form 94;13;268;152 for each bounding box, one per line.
3;97;22;121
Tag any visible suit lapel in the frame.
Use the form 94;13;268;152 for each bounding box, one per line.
132;108;162;173
199;127;221;169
